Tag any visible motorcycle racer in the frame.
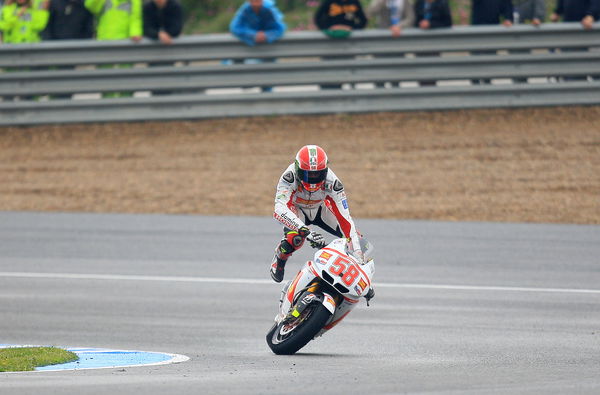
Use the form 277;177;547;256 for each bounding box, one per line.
270;144;364;283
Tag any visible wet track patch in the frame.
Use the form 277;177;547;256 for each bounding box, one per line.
0;345;189;372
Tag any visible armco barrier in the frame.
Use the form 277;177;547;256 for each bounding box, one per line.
0;23;599;125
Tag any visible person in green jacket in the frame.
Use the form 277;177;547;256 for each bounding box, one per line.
0;0;49;43
85;0;142;97
85;0;142;41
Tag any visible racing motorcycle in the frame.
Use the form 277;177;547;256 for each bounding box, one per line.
266;236;375;355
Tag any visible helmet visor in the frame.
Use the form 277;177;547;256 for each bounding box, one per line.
297;168;328;185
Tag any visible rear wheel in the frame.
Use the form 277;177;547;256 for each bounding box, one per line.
266;300;332;355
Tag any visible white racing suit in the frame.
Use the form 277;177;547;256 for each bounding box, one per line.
272;163;362;266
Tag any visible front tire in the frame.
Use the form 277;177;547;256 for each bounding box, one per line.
266;301;332;355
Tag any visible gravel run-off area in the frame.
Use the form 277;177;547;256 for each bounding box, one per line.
1;106;599;224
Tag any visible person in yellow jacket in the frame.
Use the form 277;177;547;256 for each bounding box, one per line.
0;0;49;43
85;0;142;97
85;0;142;41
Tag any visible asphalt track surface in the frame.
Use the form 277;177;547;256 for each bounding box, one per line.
0;212;599;394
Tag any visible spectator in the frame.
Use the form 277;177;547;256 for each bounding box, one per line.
512;0;545;25
43;0;93;40
470;0;512;85
551;0;599;30
471;0;513;26
41;0;93;99
143;0;183;95
0;0;3;42
85;0;142;97
85;0;142;42
230;0;286;46
510;0;545;83
414;0;452;29
314;0;367;38
0;0;48;100
228;0;286;93
367;0;415;37
551;0;599;81
367;0;415;87
313;0;367;90
143;0;182;45
0;0;49;43
413;0;451;86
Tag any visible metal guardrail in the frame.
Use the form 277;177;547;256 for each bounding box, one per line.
0;23;599;125
1;23;599;67
2;52;599;96
3;82;600;125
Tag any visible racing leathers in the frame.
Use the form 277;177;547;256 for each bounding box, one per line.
270;163;362;282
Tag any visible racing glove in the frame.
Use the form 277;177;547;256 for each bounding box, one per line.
297;226;310;238
307;232;326;249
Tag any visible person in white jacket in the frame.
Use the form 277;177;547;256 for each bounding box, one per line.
270;145;363;283
367;0;415;37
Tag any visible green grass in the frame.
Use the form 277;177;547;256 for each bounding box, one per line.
0;347;79;372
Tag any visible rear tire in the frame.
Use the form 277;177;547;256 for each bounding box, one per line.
266;301;332;355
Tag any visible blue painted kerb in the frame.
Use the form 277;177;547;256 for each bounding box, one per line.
0;345;185;371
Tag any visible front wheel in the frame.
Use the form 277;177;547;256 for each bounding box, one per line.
266;301;332;355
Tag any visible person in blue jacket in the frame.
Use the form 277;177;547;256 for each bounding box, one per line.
229;0;286;46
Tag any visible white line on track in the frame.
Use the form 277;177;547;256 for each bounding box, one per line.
0;271;599;295
375;282;600;294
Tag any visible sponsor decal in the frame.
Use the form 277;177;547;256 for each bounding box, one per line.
354;285;363;295
282;171;295;184
329;4;359;18
274;212;298;230
303;294;317;304
309;148;318;169
333;180;344;192
295;197;322;206
319;251;333;261
342;199;349;209
358;279;368;292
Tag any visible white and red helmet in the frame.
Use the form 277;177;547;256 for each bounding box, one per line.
295;145;328;192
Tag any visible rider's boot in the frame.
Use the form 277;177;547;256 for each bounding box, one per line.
270;229;307;283
270;256;287;283
270;239;293;283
